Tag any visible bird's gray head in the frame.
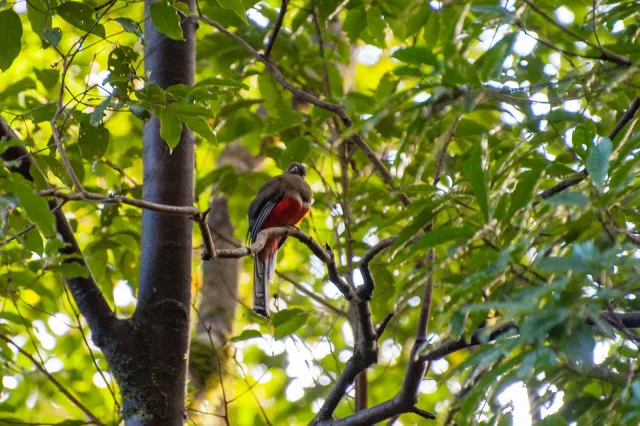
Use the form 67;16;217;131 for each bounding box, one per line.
286;162;307;177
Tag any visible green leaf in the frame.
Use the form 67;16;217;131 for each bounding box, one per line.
216;0;247;24
180;115;217;144
392;47;438;67
409;225;476;255
0;10;23;72
497;412;514;426
150;0;184;41
586;137;612;189
543;191;589;209
29;103;57;124
50;262;90;279
140;83;167;104
106;46;139;94
343;7;366;42
28;0;53;47
272;308;308;340
114;17;144;43
167;100;213;117
365;6;386;46
3;269;39;287
476;33;516;81
90;96;111;126
538;257;588;273
34;68;59;89
230;329;262;342
78;119;110;160
423;10;440;48
158;108;182;150
509;168;543;215
450;311;466;340
464;142;490;221
43;27;62;47
5;174;56;236
566;321;595;365
24;227;44;254
57;2;105;38
610;158;639;189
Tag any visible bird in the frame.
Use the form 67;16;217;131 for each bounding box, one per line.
247;162;312;318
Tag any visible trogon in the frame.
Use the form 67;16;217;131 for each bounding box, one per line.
247;162;312;318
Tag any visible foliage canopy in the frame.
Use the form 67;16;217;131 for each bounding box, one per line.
1;0;640;425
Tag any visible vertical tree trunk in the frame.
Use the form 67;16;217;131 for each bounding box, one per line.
115;2;196;424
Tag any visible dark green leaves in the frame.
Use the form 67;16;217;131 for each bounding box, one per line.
0;9;23;72
5;174;55;236
408;225;476;257
344;7;366;42
566;321;595;365
509;168;543;216
28;0;54;47
392;47;438;67
57;1;105;38
34;68;59;89
150;0;183;40
180;116;217;144
475;33;516;81
464;142;490;221
216;0;247;24
230;329;262;343
158;108;182;150
544;191;589;209
272;308;308;340
114;17;144;43
90;97;111;126
586;137;612;189
78;116;110;160
106;46;139;95
29;102;57;123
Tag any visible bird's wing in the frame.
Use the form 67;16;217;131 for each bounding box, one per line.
247;177;285;243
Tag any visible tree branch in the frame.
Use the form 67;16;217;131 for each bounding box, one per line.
263;0;288;59
1;117;116;346
38;188;200;216
537;96;640;201
214;226;354;300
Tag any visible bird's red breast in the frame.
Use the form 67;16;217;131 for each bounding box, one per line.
258;195;310;260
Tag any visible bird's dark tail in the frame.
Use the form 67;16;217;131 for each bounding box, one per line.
252;249;277;318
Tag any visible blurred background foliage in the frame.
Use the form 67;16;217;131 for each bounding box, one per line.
1;0;640;424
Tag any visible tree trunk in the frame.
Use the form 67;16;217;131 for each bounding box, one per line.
107;2;197;424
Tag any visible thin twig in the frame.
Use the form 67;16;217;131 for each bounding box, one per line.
264;0;288;59
1;201;66;248
276;271;348;317
198;208;217;260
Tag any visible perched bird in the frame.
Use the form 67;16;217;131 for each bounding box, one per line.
247;162;312;318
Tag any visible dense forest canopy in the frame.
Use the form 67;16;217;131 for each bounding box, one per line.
1;0;640;425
